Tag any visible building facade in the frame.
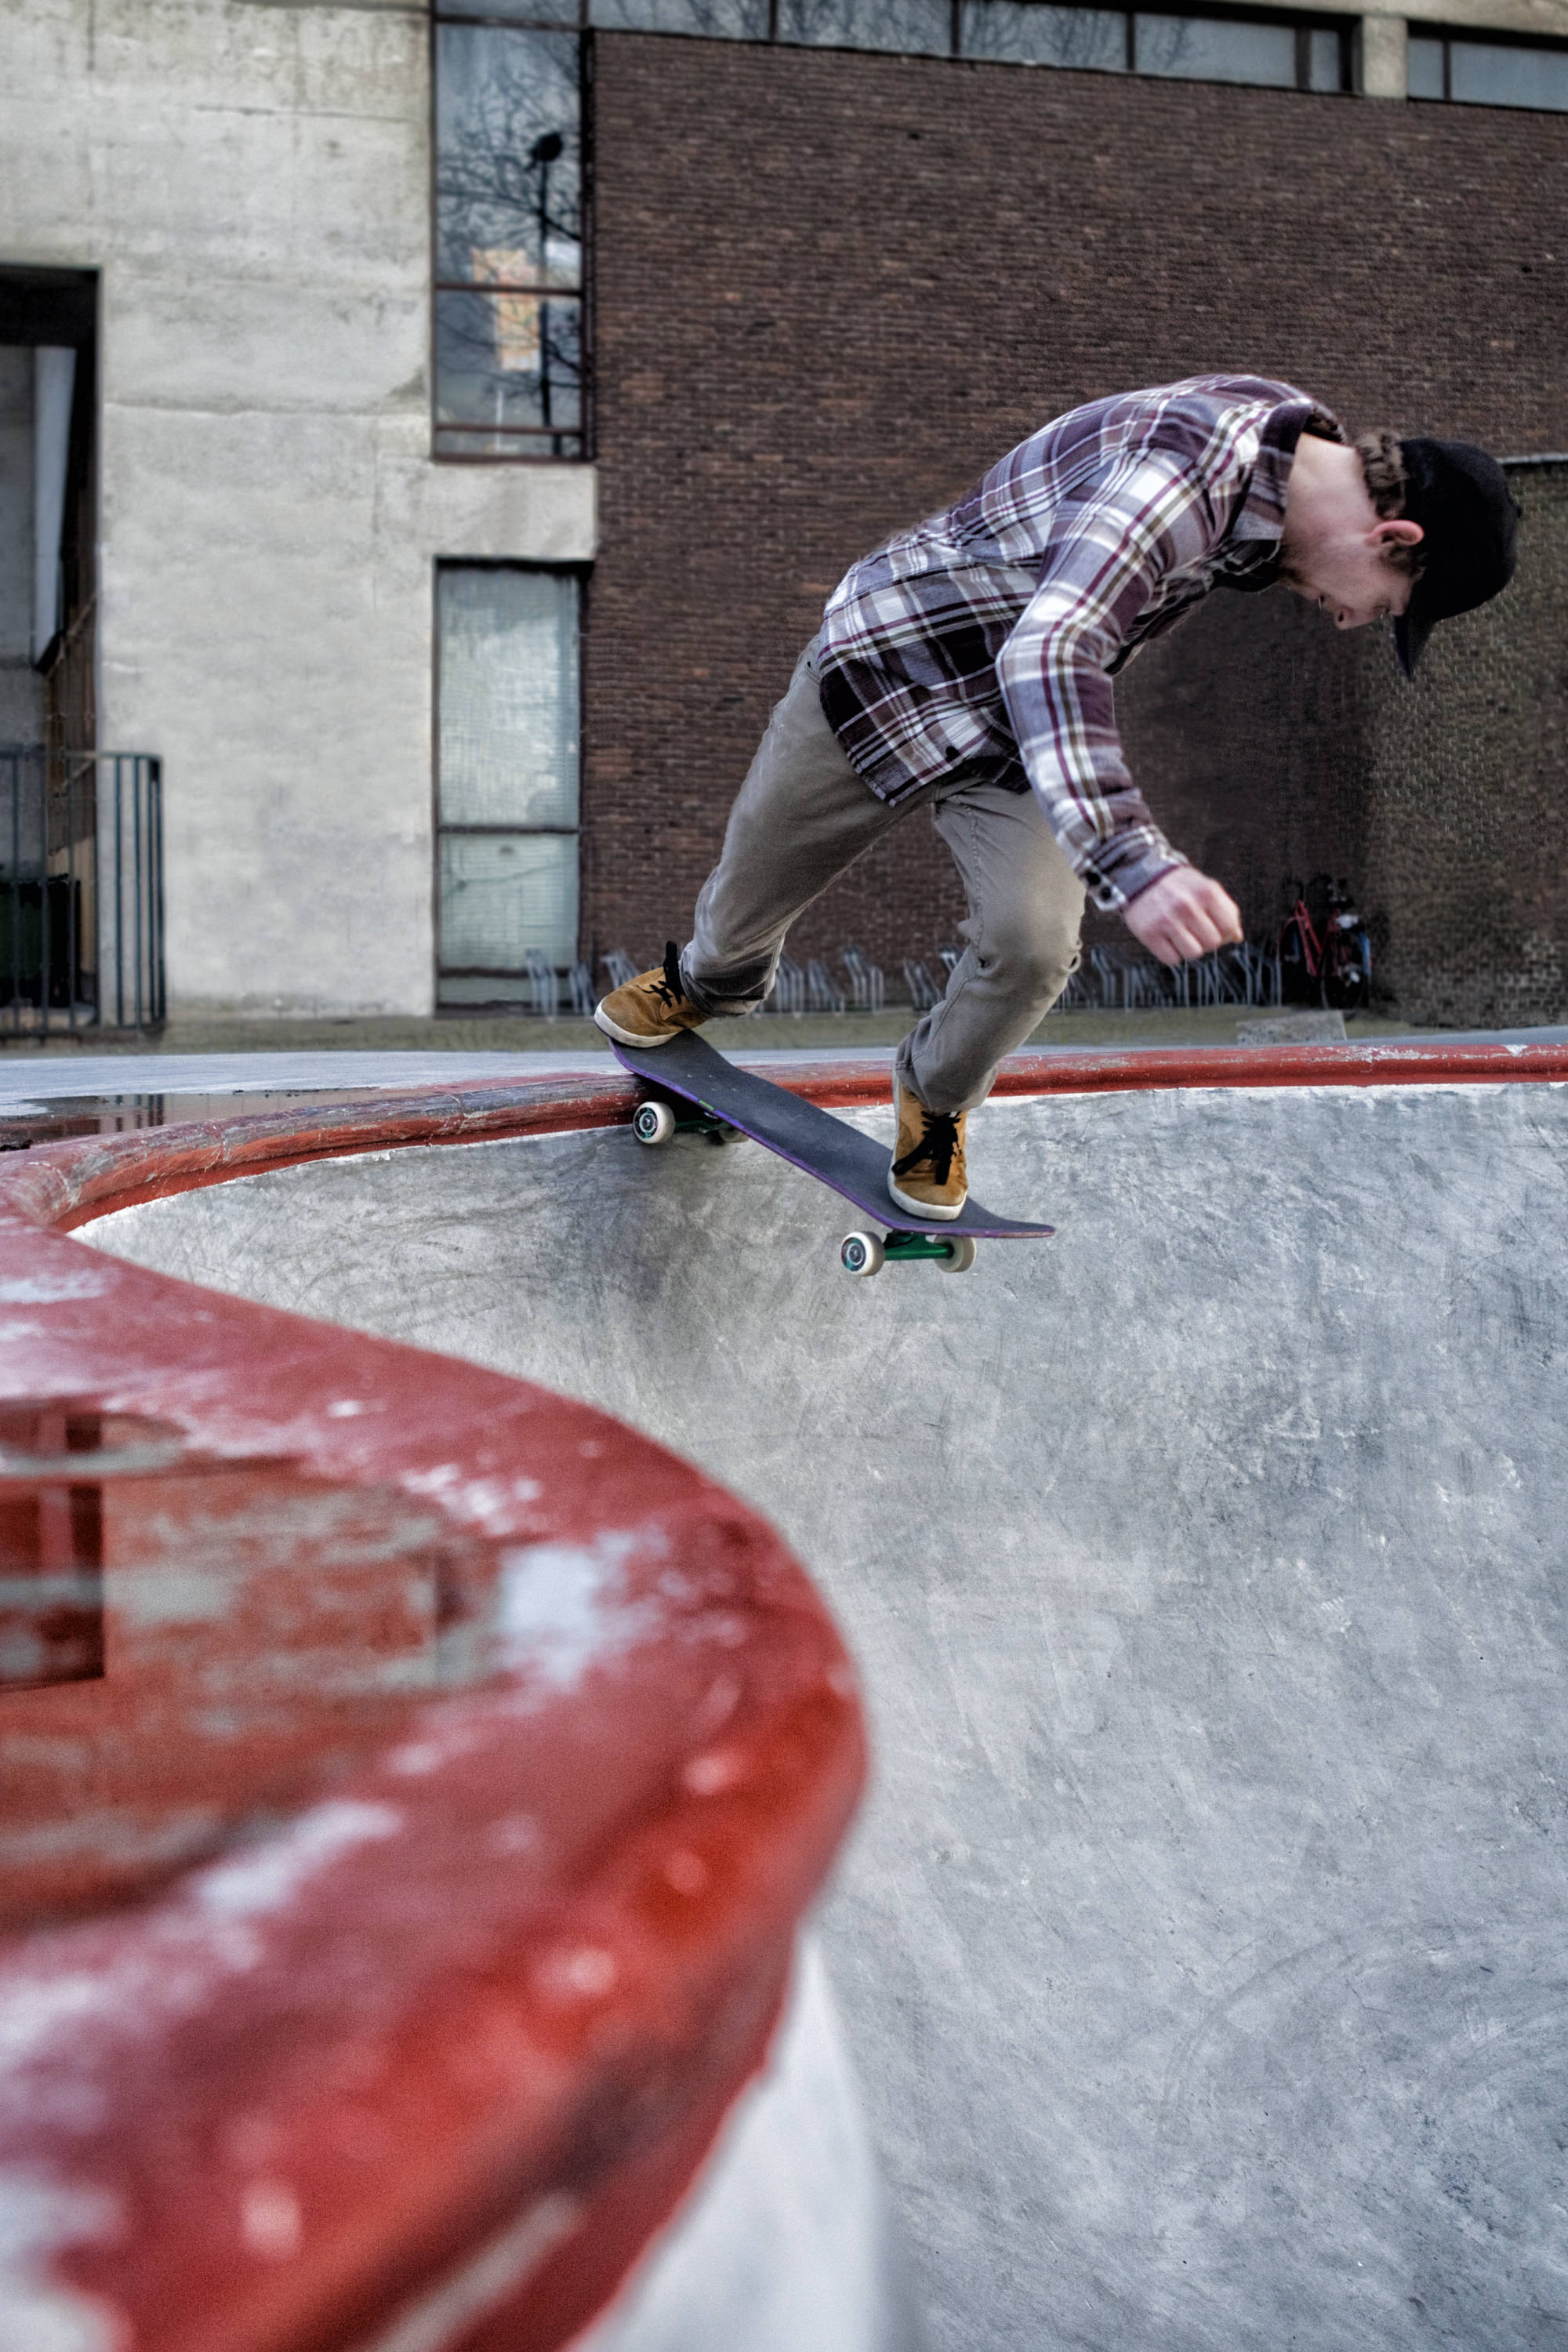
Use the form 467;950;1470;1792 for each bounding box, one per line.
2;0;1565;1025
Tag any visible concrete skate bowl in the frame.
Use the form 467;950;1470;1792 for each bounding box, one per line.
67;1039;1568;2351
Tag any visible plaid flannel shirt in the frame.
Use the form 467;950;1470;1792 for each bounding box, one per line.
816;376;1344;911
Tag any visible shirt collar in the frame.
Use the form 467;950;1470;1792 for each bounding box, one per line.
1222;396;1346;583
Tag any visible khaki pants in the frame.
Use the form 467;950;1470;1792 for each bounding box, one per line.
683;638;1085;1116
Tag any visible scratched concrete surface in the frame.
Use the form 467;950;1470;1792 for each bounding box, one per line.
82;1081;1568;2352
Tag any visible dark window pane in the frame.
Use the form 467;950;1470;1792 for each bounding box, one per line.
1406;33;1444;96
1450;37;1568;108
1134;13;1297;83
436;289;583;443
436;24;582;289
1307;24;1343;89
590;0;768;31
777;0;951;52
960;3;1127;68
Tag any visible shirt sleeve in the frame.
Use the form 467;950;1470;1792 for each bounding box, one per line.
994;445;1221;912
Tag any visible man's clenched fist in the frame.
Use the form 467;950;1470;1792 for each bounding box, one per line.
1123;867;1244;967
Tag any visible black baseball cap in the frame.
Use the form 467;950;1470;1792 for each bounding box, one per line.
1392;438;1519;678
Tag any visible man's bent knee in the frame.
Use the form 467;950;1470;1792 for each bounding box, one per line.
973;921;1081;1003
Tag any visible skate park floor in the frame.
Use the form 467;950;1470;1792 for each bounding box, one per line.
56;1036;1568;2352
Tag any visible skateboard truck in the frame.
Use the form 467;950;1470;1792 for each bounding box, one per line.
631;1096;739;1148
839;1230;977;1279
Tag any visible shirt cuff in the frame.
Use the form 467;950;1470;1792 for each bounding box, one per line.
1079;838;1189;914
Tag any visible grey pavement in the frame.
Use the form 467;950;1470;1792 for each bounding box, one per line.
0;1051;611;1112
3;1022;1563;1118
0;998;1438;1087
78;1063;1568;2352
0;1045;911;1123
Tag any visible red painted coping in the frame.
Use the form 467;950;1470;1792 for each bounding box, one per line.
0;1072;865;2352
0;1031;1558;2351
9;1032;1567;1240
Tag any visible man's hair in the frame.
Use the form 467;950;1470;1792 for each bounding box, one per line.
1356;430;1422;575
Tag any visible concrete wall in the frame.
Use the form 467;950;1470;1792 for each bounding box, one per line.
0;0;594;1018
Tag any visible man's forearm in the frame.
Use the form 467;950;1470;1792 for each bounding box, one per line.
999;621;1185;909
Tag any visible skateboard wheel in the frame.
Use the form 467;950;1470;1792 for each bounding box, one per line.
935;1236;978;1274
633;1100;677;1146
840;1230;885;1279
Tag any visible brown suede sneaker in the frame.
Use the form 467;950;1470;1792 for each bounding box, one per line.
887;1083;968;1221
594;942;711;1047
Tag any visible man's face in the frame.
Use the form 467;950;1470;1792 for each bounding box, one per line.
1283;521;1422;631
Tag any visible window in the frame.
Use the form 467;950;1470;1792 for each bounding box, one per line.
435;568;582;1007
960;7;1127;69
434;9;587;460
1137;11;1341;85
585;0;1350;85
776;0;950;55
1409;30;1568;109
0;267;97;754
589;0;766;31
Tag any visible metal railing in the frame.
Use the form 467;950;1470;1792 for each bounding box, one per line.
1055;938;1283;1014
593;935;1287;1023
2;749;164;1038
769;954;808;1015
840;945;885;1013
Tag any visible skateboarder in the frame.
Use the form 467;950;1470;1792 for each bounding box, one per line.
595;376;1518;1219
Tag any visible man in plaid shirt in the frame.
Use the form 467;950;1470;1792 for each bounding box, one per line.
597;375;1516;1218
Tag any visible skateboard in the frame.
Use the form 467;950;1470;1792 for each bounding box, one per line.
610;1030;1054;1279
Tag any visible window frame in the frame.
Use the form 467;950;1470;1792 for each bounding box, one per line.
971;0;1352;86
1123;2;1352;88
431;558;591;1009
1406;22;1568;107
430;9;596;466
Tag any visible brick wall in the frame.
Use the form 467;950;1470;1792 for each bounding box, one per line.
1360;460;1568;1026
584;34;1568;1009
1112;589;1373;954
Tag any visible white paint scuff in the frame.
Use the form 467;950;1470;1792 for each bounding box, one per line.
495;1530;665;1693
0;1270;109;1307
0;2170;125;2352
194;1800;402;1924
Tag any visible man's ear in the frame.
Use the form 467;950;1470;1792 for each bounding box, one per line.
1375;517;1425;550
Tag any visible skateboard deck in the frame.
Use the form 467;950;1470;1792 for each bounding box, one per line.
611;1031;1054;1268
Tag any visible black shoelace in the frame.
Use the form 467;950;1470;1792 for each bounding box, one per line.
892;1108;961;1185
652;940;689;1010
